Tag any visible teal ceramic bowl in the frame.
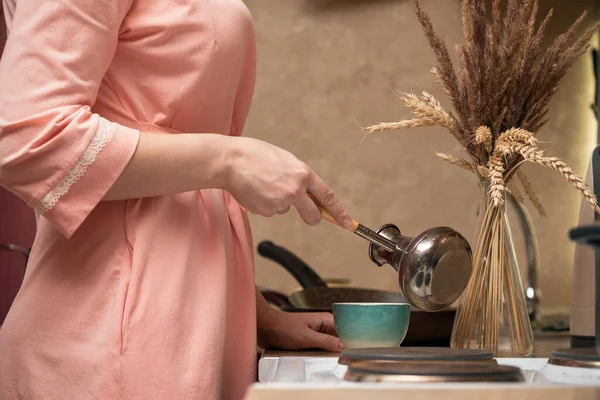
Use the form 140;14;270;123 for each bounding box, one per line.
333;303;410;349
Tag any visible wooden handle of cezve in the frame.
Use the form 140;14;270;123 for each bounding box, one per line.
308;193;359;232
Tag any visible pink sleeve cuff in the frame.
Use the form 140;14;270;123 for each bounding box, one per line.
39;118;140;238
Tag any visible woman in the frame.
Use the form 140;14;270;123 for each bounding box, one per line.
0;0;353;399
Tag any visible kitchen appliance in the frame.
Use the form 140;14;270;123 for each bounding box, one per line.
257;351;600;386
339;347;521;383
571;145;600;348
343;361;524;383
545;224;600;369
569;38;600;346
310;197;473;312
257;241;456;346
337;347;494;366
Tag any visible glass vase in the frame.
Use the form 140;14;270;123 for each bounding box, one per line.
450;184;534;357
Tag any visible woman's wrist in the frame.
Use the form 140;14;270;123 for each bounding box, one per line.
207;134;237;191
214;134;240;193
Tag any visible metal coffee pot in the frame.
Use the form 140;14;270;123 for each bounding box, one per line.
312;197;473;312
365;223;472;311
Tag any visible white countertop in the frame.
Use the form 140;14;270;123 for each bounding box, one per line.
245;349;600;400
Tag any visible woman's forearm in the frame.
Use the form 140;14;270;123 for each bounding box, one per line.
103;130;353;230
104;133;233;200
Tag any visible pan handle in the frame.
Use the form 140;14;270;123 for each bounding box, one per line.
257;241;328;289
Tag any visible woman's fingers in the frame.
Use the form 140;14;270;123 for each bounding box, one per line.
276;205;291;215
301;328;344;352
302;313;342;351
293;193;322;225
237;158;351;229
307;174;353;230
311;312;338;337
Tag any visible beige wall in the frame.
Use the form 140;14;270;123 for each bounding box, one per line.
245;0;600;310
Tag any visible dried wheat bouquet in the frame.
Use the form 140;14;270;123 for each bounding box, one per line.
364;0;600;355
365;0;600;216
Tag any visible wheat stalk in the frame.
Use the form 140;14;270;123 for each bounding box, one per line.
475;126;492;153
499;141;600;213
451;196;533;355
487;152;506;206
477;165;489;178
439;148;547;217
400;91;458;131
412;1;464;127
364;118;440;134
436;153;473;171
517;169;546;217
508;181;525;204
496;128;537;146
365;92;462;136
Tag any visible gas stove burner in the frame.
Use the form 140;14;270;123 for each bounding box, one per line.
548;348;600;369
338;347;495;366
343;360;524;383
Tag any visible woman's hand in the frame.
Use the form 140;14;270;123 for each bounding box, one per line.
223;137;353;229
257;308;344;352
255;287;343;351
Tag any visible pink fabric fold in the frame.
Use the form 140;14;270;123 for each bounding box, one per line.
0;0;258;398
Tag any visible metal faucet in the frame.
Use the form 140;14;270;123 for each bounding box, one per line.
506;192;541;324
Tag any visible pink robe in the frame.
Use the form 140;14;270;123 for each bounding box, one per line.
0;0;257;399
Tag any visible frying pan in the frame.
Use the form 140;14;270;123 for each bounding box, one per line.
258;240;456;346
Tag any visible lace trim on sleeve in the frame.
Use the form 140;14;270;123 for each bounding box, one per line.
34;117;113;214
